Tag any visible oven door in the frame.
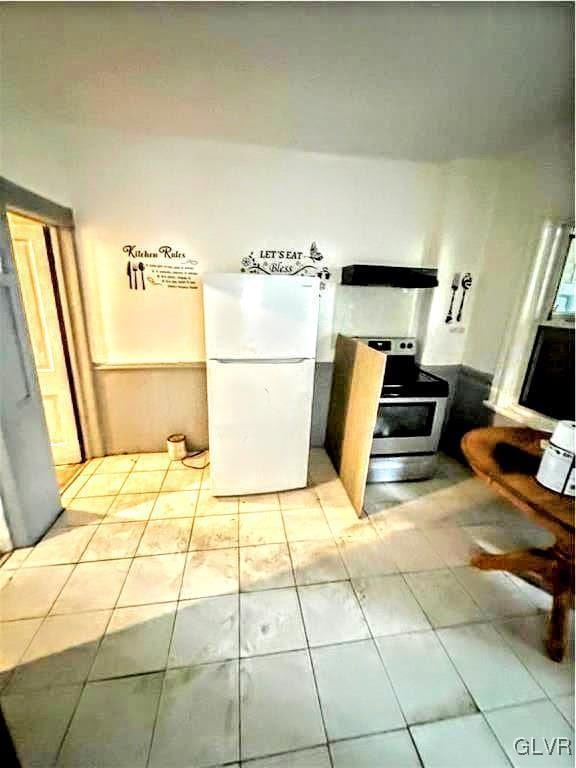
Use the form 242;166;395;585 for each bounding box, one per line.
371;396;447;455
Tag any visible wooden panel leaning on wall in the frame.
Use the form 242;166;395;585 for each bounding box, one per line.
325;334;386;517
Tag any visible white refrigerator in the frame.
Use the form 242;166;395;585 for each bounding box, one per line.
203;274;320;496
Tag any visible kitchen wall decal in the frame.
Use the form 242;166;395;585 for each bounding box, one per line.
444;271;473;324
123;244;199;290
445;272;461;323
240;241;331;288
456;272;473;322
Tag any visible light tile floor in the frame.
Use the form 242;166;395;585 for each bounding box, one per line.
0;450;573;767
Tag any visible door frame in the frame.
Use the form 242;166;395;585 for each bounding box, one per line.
1;177;103;460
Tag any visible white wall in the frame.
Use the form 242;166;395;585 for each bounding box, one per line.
421;126;574;373
2;113;73;208
464;127;574;374
2;116;572;374
3;119;444;364
420;158;499;366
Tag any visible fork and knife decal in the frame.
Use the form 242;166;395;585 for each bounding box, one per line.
445;272;472;323
127;261;146;290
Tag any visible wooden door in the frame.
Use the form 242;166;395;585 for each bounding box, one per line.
7;212;81;465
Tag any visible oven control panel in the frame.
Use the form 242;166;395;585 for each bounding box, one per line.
357;337;417;356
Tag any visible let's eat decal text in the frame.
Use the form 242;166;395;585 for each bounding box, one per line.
241;242;331;288
123;244;199;291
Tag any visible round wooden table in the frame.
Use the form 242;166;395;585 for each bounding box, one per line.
461;427;574;662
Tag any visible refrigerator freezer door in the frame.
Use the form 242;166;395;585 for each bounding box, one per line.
203;274;319;359
207;358;315;495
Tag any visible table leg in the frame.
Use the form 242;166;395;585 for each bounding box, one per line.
471;546;574;662
546;560;573;663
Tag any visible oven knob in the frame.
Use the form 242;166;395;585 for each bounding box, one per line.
407;342;413;349
400;342;406;349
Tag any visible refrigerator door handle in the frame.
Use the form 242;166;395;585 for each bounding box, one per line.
212;358;308;364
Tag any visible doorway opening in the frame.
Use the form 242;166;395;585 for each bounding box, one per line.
6;211;85;491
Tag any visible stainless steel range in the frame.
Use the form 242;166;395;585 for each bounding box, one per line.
355;337;449;482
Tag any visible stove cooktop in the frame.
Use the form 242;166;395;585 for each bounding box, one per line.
381;367;449;398
356;336;449;398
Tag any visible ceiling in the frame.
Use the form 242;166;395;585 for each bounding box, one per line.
1;2;573;160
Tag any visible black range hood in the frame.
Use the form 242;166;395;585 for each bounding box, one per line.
341;264;438;288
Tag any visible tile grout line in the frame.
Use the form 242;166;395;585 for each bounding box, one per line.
447;558;542;611
238;495;289;762
343;570;475;764
9;525;105;654
143;618;177;768
548;694;576;728
404;728;427;768
52;533;136;765
47;458;162;760
239;743;329;767
144;468;205;767
478;710;518;768
57;461;89;496
3;456;562;765
0;645;559;704
136;475;199;555
1;568;549;627
400;567;487;633
6;484;548;604
325;725;427;768
59;465;92;502
479;695;554;716
434;620;549;716
488;616;567;695
95;462;174;766
278;497;335;768
120;457;169;499
3;597;551;646
0;611;47;695
346;577;412;742
368;574;487;736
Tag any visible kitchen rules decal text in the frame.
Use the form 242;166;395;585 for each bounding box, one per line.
123;244;199;291
241;242;331;288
